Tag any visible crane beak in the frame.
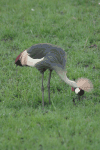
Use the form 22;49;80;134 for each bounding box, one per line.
15;53;22;66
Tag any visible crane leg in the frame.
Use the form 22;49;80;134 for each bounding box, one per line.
47;70;52;104
41;73;44;109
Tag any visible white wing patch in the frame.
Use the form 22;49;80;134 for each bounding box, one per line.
27;55;44;67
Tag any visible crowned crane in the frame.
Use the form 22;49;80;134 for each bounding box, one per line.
15;43;85;108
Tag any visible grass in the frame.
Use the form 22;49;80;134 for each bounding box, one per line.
0;0;100;149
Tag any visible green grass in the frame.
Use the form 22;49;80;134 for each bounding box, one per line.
0;0;100;149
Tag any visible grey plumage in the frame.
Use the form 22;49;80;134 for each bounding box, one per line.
27;43;67;74
15;43;78;109
15;43;92;108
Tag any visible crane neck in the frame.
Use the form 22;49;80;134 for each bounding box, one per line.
57;70;78;88
64;76;78;88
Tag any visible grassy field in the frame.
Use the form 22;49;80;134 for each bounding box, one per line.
0;0;100;149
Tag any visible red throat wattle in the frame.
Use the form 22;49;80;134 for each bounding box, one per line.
71;87;74;91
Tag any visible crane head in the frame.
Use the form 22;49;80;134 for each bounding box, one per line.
71;87;84;96
15;50;28;66
71;77;93;96
15;52;22;66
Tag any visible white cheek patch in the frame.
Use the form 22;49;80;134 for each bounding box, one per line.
75;88;80;94
27;55;44;67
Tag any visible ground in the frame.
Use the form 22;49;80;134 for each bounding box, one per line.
0;0;100;149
